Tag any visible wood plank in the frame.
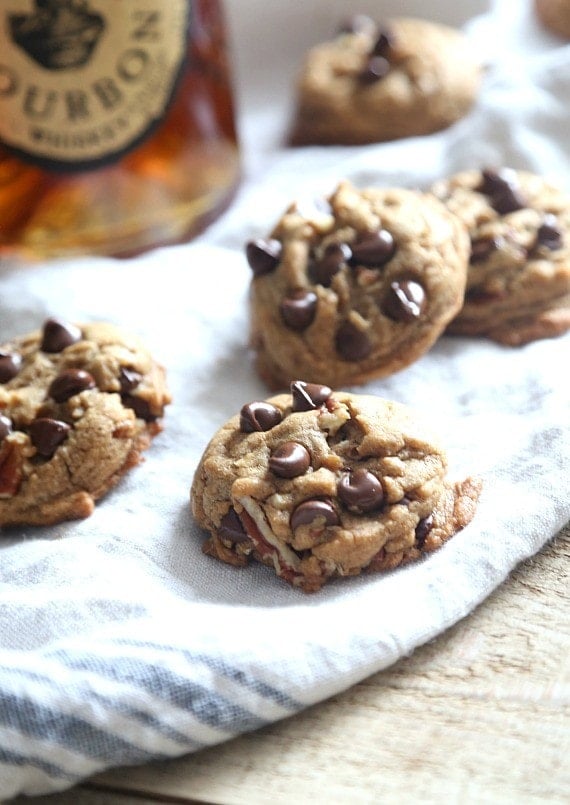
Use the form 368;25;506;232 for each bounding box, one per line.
11;526;569;804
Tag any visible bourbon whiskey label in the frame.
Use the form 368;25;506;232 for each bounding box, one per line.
0;1;189;169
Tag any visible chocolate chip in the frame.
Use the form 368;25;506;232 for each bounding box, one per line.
218;508;248;544
48;369;96;403
0;351;22;383
492;184;526;215
335;320;372;361
280;289;318;331
470;236;501;264
382;280;426;322
478;168;515;196
311;242;352;287
360;55;390;83
479;167;524;199
29;417;71;458
290;499;339;532
269;442;311;478
350;230;396;266
122;394;156;422
291;380;332;412
240;401;282;433
477;168;526;215
40;318;82;353
371;28;394;57
245;238;282;276
415;513;434;548
119;367;142;393
536;214;563;251
337;468;384;513
0;415;13;442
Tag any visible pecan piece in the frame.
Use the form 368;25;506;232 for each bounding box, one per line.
0;439;24;498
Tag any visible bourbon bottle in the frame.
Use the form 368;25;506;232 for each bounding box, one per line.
0;0;240;260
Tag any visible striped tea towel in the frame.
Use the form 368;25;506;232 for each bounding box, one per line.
1;0;569;797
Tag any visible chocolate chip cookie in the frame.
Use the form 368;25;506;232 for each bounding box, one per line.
0;318;171;527
247;180;470;389
288;15;482;146
431;168;570;345
535;0;570;38
191;381;481;592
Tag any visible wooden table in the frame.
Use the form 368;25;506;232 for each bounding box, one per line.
12;525;569;805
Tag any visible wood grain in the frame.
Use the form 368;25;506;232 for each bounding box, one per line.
11;526;569;804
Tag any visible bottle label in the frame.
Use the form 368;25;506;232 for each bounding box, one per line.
0;1;189;170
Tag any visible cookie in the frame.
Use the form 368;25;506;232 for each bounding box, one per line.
431;168;570;345
535;0;570;38
246;180;470;389
191;381;481;593
0;318;171;526
288;15;482;146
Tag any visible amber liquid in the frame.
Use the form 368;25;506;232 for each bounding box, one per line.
0;0;240;261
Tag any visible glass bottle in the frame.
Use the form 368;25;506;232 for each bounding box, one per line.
0;0;240;260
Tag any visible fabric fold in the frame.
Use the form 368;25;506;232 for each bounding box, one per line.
1;0;569;798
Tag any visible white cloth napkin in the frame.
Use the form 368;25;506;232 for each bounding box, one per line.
1;0;569;798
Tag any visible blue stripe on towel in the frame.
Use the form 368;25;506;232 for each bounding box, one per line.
110;641;301;710
0;665;200;749
0;693;171;764
0;748;73;782
50;651;268;733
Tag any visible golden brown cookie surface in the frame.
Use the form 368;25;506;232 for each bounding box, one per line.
432;168;570;345
289;16;482;146
247;180;469;389
0;319;171;526
191;382;481;592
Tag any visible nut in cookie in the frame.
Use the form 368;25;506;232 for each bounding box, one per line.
190;382;481;592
